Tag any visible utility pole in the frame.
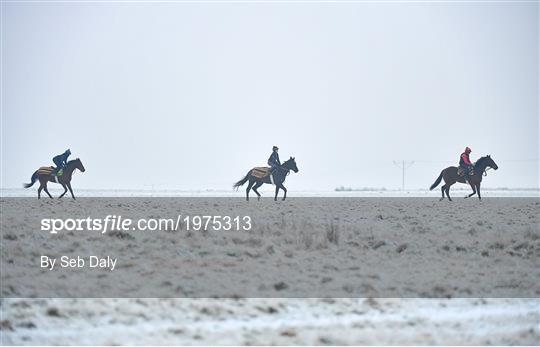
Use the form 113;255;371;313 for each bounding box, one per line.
393;160;415;190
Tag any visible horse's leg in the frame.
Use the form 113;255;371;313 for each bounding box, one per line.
278;183;287;201
43;184;53;199
252;181;263;201
246;179;255;201
440;185;446;201
66;182;76;200
476;183;482;200
465;183;476;198
37;182;44;199
445;184;452;201
59;184;68;199
274;185;280;201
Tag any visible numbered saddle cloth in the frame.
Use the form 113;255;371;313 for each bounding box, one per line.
36;166;63;177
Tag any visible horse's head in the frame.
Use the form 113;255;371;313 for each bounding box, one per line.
484;155;498;170
73;158;86;172
283;157;299;173
477;155;498;171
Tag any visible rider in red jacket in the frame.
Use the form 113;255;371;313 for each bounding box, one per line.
459;147;473;181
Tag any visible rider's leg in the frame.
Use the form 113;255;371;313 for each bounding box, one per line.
52;158;62;175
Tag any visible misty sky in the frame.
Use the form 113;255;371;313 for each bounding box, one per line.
2;2;538;191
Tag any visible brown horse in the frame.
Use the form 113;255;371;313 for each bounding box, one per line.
23;158;86;199
430;155;498;201
234;157;299;201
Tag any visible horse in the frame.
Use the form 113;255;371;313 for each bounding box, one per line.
430;155;498;201
23;158;86;199
234;157;299;201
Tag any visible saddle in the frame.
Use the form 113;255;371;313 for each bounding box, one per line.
251;167;270;179
457;166;474;177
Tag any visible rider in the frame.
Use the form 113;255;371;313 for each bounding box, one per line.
52;149;71;176
459;147;473;182
268;146;281;174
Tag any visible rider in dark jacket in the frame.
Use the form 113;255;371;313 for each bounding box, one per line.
52;149;71;175
459;147;473;182
268;146;281;174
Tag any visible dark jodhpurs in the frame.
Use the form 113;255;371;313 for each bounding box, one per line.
52;156;64;174
461;164;472;180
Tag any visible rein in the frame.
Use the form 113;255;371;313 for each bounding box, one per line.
65;161;81;176
281;162;292;176
279;167;291;176
474;157;492;177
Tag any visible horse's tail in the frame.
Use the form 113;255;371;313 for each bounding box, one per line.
233;171;251;190
23;171;38;188
430;170;444;190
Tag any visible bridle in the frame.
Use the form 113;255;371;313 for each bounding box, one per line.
281;161;294;176
474;157;494;177
281;167;291;176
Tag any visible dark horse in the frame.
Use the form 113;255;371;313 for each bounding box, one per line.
430;155;498;201
23;158;86;199
234;157;299;201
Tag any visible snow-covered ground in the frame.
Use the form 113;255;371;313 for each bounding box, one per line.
1;298;539;345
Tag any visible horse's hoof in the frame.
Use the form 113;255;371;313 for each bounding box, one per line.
282;198;286;201
439;198;444;201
